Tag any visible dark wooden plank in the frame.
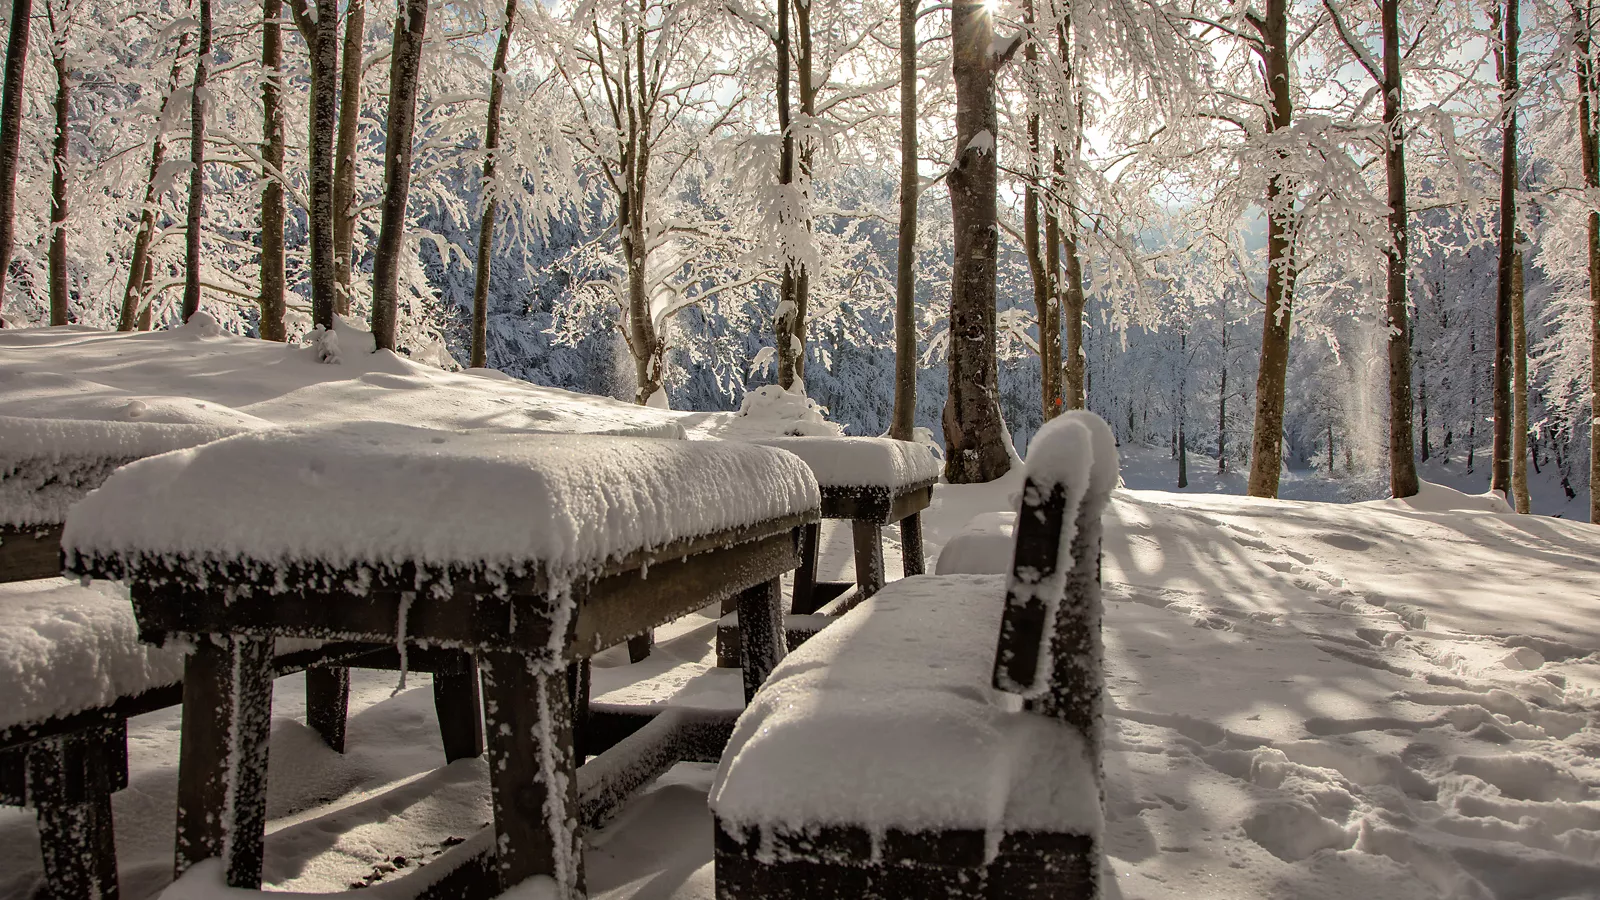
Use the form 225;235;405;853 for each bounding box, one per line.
735;579;786;704
991;477;1068;697
126;528;803;666
480;651;583;895
37;795;120;900
174;635;274;888
850;520;885;600
0;523;63;584
432;651;484;763
626;631;653;663
790;522;822;614
900;512;926;577
305;666;350;754
566;659;590;761
817;481;933;525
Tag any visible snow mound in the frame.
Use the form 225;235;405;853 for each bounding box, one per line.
727;383;844;437
62;422;820;582
1368;480;1516;515
935;511;1016;575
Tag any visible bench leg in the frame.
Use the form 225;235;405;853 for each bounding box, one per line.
900;512;926;577
479;651;584;897
174;635;274;888
736;578;787;704
433;651;484;763
6;722;128;900
851;520;885;600
626;631;653;663
567;659;591;762
790;522;823;614
305;666;350;753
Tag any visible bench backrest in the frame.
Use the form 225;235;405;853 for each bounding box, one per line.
990;412;1116;767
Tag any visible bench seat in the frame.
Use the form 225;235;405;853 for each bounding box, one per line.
711;575;1099;838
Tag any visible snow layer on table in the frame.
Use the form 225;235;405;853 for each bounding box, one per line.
0;319;686;440
736;435;940;489
0;416;245;526
710;573;1100;839
0;578;187;727
62;422;819;579
934;511;1015;575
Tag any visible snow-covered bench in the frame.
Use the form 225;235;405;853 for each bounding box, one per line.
64;422;820;895
713;436;939;666
710;412;1117;899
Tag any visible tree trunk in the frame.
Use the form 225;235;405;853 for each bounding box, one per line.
1177;329;1187;487
1578;7;1600;522
120;38;188;332
297;0;340;332
942;0;1011;483
794;0;813;385
1022;1;1056;420
1246;0;1296;497
1491;0;1518;499
46;2;68;326
1057;11;1085;411
470;0;516;369
0;0;32;322
1382;0;1419;498
259;0;286;341
1328;422;1335;473
333;0;363;317
370;0;427;352
775;0;797;387
889;0;917;439
181;0;211;323
1468;327;1478;473
1511;242;1530;513
1218;291;1229;473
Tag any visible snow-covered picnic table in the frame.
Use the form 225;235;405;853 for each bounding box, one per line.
63;421;821;896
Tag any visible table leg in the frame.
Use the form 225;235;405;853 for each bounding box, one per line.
305;666;350;753
433;651;485;763
174;635;274;888
626;631;653;663
900;512;926;577
5;721;127;900
736;578;787;703
480;651;584;897
851;520;885;600
567;659;591;762
790;522;822;614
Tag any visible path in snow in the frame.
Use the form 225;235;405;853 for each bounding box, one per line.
2;474;1596;899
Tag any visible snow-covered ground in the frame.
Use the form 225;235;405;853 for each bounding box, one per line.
5;457;1595;899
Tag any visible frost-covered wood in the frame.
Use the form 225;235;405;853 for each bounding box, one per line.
712;410;1117;900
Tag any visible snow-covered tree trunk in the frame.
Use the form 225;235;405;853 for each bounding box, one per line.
333;0;364;317
370;0;428;352
1246;0;1296;498
0;0;31;323
943;0;1012;483
46;1;68;326
292;0;340;331
1381;0;1418;499
260;0;287;341
181;0;211;323
470;0;515;370
889;0;917;440
1492;0;1518;500
1578;10;1600;522
119;39;188;332
775;0;798;387
1055;9;1085;412
1023;0;1055;419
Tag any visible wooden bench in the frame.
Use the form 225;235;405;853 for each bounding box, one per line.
709;411;1118;899
65;422;819;896
713;436;938;666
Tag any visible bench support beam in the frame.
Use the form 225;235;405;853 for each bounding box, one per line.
305;666;350;754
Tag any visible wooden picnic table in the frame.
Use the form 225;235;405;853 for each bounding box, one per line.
64;422;819;897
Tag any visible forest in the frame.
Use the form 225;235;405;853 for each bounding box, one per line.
0;0;1589;514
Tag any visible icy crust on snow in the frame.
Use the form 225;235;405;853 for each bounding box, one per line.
0;416;244;526
710;574;1101;841
0;578;188;727
61;422;820;585
0;322;686;440
740;435;940;490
